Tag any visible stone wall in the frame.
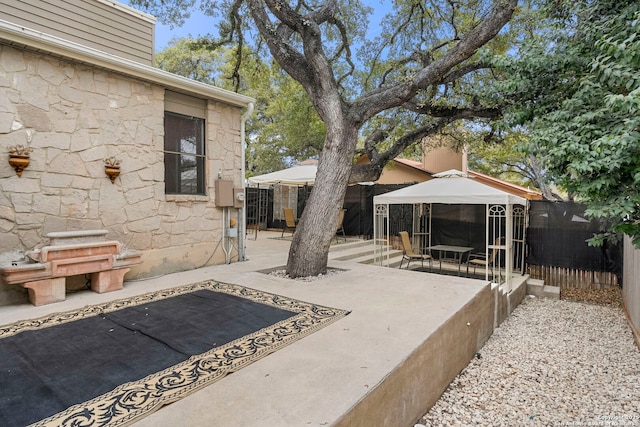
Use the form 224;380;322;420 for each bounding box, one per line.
0;44;243;305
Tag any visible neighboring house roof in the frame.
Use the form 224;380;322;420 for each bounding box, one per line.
466;170;543;201
355;155;431;185
0;19;255;108
392;158;423;171
250;156;542;199
247;156;433;187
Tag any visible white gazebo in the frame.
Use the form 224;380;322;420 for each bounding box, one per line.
373;170;528;291
245;163;318;225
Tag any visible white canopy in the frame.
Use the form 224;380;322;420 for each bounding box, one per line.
374;171;527;206
247;164;317;186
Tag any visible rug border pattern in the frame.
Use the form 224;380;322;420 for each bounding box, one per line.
0;280;349;427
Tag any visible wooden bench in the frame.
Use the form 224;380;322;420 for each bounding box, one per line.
0;230;142;306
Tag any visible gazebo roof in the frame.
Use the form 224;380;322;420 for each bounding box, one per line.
246;164;317;186
374;170;527;205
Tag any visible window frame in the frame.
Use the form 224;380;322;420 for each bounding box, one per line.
163;111;206;196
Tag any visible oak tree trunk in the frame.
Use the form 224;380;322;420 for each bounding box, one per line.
286;124;358;277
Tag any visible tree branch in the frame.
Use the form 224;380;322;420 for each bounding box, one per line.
353;0;518;125
440;61;491;84
329;16;356;86
350;118;451;183
246;0;315;88
403;97;503;119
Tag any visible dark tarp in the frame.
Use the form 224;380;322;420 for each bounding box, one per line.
343;184;412;238
526;200;622;277
431;204;487;254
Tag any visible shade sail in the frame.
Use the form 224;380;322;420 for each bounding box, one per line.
374;172;527;206
247;164;317;186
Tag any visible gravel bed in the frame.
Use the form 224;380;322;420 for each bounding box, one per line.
419;296;640;426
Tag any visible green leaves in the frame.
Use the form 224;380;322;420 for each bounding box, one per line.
155;38;226;84
499;0;640;246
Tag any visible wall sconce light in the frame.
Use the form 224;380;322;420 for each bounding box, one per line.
104;156;121;184
8;144;33;177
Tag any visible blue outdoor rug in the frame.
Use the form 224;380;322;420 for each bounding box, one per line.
0;280;349;426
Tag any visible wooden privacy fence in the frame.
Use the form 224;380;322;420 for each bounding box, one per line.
527;265;619;289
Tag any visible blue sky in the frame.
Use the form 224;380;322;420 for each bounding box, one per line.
153;10;214;51
122;1;389;52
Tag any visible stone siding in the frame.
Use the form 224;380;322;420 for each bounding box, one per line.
0;45;243;305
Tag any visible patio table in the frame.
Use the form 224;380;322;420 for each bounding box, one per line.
426;245;475;275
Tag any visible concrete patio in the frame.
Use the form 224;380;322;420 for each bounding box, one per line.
0;231;528;427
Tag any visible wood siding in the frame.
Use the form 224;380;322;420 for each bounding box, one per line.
622;237;640;347
0;0;155;65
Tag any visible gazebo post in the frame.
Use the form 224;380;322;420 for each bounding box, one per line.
373;202;390;266
505;204;513;292
485;203;490;282
429;203;433;248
